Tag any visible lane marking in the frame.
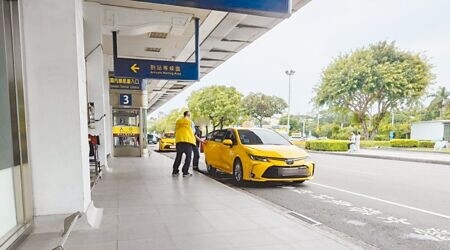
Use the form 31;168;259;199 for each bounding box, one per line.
309;182;450;220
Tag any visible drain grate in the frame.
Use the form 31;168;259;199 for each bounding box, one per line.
287;211;322;226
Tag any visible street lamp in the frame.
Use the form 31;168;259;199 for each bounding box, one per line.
285;69;295;134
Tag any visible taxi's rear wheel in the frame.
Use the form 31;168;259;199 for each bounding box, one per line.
233;159;244;184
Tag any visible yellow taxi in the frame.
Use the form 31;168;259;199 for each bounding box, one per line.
158;132;176;152
204;128;315;184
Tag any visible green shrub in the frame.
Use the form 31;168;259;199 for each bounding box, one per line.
360;141;390;148
418;141;435;148
374;134;389;141
390;139;418;148
305;140;348;151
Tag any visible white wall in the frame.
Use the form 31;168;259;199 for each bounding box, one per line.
21;0;91;215
411;122;444;141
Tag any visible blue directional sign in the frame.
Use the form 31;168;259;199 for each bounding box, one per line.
114;58;199;81
119;94;132;106
134;0;291;17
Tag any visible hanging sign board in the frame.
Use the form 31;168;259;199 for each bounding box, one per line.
109;72;143;90
133;0;292;18
114;58;199;81
119;94;132;106
112;126;140;136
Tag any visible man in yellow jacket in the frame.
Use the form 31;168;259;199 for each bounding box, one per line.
172;111;197;177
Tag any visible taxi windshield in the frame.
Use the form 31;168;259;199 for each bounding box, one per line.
237;129;291;145
163;133;175;138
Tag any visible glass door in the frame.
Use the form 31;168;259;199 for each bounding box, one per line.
112;108;142;157
0;0;33;248
444;124;450;141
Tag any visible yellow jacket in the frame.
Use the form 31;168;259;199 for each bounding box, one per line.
175;117;196;145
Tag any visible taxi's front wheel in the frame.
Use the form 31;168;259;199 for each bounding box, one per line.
233;159;244;184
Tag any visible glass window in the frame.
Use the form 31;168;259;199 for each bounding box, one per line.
207;130;226;142
213;130;226;142
238;129;291;145
163;132;175;138
224;130;236;144
0;168;17;238
0;0;18;240
444;124;450;141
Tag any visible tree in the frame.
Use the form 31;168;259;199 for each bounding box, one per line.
242;92;287;127
428;86;450;119
279;115;300;133
149;108;183;133
187;86;243;130
313;41;433;139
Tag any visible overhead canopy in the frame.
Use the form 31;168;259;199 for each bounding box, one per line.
86;0;311;113
133;0;292;18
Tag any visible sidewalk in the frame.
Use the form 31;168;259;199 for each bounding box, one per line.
18;151;365;250
311;148;450;165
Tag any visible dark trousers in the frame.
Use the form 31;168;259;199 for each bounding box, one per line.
192;144;200;168
172;142;193;174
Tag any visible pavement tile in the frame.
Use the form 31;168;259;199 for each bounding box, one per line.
118;238;176;250
18;152;360;250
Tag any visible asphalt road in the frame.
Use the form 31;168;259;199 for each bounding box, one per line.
152;145;450;250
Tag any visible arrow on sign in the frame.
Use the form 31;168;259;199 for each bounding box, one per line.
130;63;140;73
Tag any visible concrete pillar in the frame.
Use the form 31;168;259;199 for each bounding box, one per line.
21;0;91;216
84;2;108;167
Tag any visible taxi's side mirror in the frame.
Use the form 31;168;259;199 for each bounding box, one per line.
223;139;233;146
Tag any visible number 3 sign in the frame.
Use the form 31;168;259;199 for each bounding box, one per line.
119;94;132;106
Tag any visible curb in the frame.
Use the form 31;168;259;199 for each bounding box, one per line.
363;147;450;155
308;151;450;165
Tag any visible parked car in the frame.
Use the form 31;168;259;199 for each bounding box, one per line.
158;132;176;151
147;133;160;144
203;128;315;184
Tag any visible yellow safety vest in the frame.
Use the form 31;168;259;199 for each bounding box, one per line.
175;117;196;145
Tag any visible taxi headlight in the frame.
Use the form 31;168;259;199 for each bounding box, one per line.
248;154;269;162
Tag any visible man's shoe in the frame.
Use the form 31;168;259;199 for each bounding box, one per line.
172;172;180;177
183;173;193;177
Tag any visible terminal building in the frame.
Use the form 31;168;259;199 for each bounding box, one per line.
0;0;310;248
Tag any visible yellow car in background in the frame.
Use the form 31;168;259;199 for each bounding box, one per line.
204;128;315;184
158;132;176;152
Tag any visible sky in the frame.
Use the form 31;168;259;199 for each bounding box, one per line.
150;0;450;117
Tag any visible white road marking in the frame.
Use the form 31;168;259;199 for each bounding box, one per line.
349;206;382;216
346;220;367;226
409;228;450;241
289;189;313;194
309;182;450;220
377;216;411;225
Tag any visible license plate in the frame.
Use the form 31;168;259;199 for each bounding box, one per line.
280;167;308;177
169;145;176;149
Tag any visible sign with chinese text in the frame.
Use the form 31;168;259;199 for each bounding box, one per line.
109;72;143;90
114;58;198;81
133;0;291;18
112;126;140;136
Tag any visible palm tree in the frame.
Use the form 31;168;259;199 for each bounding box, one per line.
428;86;450;119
